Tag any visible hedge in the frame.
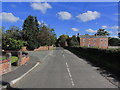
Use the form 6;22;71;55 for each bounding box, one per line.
64;46;120;78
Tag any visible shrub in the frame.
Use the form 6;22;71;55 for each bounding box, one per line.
2;38;27;50
11;56;18;64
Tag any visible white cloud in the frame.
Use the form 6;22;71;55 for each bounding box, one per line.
86;29;97;33
0;12;19;22
102;25;108;29
111;26;119;29
76;11;100;22
38;20;48;26
71;28;79;32
101;25;119;30
57;11;72;20
31;3;52;14
111;36;119;38
38;21;41;25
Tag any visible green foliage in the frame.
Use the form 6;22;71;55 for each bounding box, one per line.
95;29;110;36
38;25;57;46
64;46;120;77
2;26;22;40
56;35;69;47
109;38;120;46
27;40;39;50
22;15;39;50
68;35;79;47
11;56;18;64
57;35;80;47
2;38;27;50
2;15;57;50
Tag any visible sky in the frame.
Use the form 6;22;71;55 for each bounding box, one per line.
1;2;119;38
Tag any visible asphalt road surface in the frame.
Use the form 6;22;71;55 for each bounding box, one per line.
14;48;117;88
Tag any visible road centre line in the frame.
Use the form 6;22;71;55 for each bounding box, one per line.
66;62;75;86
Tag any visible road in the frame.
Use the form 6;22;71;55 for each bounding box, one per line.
14;48;116;88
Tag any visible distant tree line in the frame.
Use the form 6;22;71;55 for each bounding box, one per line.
56;29;120;47
1;18;120;50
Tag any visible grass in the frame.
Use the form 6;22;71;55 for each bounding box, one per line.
10;56;18;64
0;57;7;60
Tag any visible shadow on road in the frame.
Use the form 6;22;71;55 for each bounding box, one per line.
63;47;120;88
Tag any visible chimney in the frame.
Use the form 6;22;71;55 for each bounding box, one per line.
77;33;80;37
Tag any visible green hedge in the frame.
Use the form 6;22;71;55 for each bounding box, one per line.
64;47;120;77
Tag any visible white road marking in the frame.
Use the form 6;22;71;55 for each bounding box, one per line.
66;62;75;86
10;62;40;86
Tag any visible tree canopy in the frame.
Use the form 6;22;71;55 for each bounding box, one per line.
22;15;39;50
95;29;110;36
56;35;69;47
2;15;57;50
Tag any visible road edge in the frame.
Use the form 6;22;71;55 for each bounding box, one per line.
2;62;40;89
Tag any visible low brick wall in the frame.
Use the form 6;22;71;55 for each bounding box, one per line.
34;46;54;51
20;47;27;51
20;46;54;51
20;55;30;65
0;59;11;75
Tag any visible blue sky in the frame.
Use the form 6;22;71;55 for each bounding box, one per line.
1;2;119;38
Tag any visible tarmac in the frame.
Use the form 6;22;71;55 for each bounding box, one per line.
0;51;52;89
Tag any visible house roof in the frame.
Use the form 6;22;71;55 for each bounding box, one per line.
79;35;108;38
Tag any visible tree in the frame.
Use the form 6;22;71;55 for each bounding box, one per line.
0;26;4;41
2;26;28;50
56;35;69;47
69;35;79;47
38;24;57;46
5;26;22;40
22;15;39;50
109;38;120;46
95;29;110;36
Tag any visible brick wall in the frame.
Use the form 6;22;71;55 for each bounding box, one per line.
34;46;53;51
0;59;11;75
21;46;54;51
20;47;27;51
20;55;30;65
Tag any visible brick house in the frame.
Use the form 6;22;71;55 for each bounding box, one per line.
78;34;108;48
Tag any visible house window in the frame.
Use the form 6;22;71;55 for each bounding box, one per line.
94;39;96;42
94;44;96;46
104;40;106;42
104;44;106;46
88;44;91;47
101;40;103;42
83;39;86;42
83;44;85;46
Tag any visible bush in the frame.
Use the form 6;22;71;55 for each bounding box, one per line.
109;38;120;46
11;56;18;64
2;38;27;50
